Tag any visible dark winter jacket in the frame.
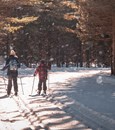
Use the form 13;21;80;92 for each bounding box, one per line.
34;63;48;80
3;55;20;77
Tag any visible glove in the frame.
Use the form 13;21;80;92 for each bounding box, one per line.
34;74;36;76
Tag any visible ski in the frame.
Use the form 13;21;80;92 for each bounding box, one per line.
41;93;47;97
29;93;47;97
7;94;18;98
29;94;40;97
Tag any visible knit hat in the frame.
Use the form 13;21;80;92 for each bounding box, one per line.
10;50;16;56
40;59;45;64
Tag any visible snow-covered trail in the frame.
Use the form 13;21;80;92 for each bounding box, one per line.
47;68;115;130
0;67;115;130
0;67;93;130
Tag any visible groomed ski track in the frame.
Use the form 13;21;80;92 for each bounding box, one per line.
0;68;115;130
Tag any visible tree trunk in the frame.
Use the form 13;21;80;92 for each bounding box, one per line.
111;11;115;75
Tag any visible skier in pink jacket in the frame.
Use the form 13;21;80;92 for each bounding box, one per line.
34;60;48;95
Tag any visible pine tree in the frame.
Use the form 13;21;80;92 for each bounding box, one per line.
77;0;115;73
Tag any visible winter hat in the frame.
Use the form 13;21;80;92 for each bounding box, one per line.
40;59;45;64
10;50;16;56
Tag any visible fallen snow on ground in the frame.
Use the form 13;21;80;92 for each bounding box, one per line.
0;66;115;130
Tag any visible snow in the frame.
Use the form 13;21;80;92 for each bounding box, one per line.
0;66;115;130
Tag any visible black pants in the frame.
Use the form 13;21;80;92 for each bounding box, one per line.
7;75;18;95
38;79;47;92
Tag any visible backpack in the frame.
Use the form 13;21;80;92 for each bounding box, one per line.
39;65;47;79
9;59;18;71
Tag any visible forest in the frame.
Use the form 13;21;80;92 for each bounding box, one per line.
0;0;115;74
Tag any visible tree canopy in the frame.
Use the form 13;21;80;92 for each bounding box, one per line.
0;0;114;73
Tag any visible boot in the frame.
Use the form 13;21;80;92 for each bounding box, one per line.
15;92;18;96
38;90;41;95
44;91;46;94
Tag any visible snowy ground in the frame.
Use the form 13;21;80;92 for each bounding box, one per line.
0;66;115;130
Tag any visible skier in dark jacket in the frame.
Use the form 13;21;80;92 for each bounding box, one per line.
2;50;20;96
34;60;48;95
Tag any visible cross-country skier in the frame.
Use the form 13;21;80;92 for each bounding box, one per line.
2;50;20;96
34;60;48;95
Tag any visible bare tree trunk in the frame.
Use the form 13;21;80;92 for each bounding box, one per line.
111;11;115;75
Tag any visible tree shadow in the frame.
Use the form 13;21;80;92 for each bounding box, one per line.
24;90;90;129
47;72;115;129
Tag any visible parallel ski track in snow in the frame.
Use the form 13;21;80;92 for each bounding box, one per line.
12;94;91;130
46;93;115;130
12;95;49;130
1;70;115;130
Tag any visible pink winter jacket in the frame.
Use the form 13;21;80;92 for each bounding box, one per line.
34;63;48;80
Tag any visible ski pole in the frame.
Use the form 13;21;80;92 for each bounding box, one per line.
47;71;50;91
31;76;35;95
19;77;24;95
2;71;7;90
